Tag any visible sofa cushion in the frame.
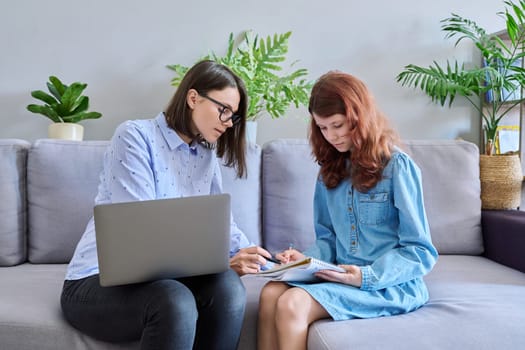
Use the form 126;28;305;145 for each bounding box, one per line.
261;139;483;255
404;140;482;255
262;139;319;253
0;139;30;266
27;140;108;263
220;142;262;245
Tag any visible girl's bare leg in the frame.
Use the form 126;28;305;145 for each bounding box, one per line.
257;281;291;350
275;287;330;350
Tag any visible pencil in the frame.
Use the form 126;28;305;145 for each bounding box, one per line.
266;255;281;264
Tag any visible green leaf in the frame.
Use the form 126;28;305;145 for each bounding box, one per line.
167;64;190;87
47;82;61;100
396;60;485;107
71;95;89;114
63;111;102;123
30;90;58;105
61;82;87;114
27;104;61;122
49;76;67;96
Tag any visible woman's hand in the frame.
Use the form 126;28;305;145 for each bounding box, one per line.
314;264;362;287
229;246;274;275
275;248;305;264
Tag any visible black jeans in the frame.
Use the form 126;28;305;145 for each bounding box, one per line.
60;269;245;350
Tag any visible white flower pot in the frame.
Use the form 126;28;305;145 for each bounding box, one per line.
48;123;84;141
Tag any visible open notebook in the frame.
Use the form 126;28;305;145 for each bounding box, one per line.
256;257;345;282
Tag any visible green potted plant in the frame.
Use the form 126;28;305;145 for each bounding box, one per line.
396;0;525;156
397;0;524;210
167;30;312;143
27;76;102;140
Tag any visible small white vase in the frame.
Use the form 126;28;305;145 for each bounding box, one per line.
48;123;84;141
245;121;257;144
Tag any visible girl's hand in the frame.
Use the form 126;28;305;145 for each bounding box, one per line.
314;264;362;287
229;246;273;275
275;249;305;264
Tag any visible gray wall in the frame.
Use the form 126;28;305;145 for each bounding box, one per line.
0;0;504;146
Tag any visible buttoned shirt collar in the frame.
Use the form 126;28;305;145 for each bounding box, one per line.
156;112;199;153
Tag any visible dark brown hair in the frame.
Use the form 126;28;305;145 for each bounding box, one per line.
308;71;399;191
164;60;247;178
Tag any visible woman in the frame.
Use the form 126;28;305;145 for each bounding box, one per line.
257;71;438;350
61;60;273;350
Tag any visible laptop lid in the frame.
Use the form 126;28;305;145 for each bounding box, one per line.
94;194;230;287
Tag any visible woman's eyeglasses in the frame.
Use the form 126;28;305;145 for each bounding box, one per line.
199;93;241;125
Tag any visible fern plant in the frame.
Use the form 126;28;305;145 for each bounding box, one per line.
27;76;102;123
397;0;525;155
167;31;312;121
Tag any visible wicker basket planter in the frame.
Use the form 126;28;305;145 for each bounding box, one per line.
480;154;523;209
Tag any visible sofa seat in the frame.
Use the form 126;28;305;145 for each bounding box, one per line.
0;263;139;349
307;255;525;349
4;254;522;350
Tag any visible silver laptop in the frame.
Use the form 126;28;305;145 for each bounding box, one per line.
94;194;231;287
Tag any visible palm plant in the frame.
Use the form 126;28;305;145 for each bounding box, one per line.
168;31;312;121
27;76;102;123
397;0;525;155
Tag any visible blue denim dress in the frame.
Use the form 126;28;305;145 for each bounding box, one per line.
290;151;438;320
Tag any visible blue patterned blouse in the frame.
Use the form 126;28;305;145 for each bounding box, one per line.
65;113;251;280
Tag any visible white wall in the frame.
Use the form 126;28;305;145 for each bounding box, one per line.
0;0;505;146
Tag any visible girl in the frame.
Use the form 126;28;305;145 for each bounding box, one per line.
257;71;438;350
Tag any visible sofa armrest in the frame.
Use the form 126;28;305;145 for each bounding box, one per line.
481;210;525;273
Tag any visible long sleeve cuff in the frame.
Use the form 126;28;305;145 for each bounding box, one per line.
360;265;377;291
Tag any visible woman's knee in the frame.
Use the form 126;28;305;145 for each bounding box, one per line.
210;269;246;311
213;268;244;290
146;279;198;323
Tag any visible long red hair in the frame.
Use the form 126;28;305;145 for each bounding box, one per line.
308;72;399;191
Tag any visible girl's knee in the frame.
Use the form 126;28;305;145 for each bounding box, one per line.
275;288;310;321
259;281;288;304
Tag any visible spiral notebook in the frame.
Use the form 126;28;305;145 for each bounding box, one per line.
256;257;345;282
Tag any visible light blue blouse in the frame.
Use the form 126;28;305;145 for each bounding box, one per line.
293;150;438;320
65;113;252;280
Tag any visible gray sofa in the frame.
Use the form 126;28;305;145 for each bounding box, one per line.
1;138;524;350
